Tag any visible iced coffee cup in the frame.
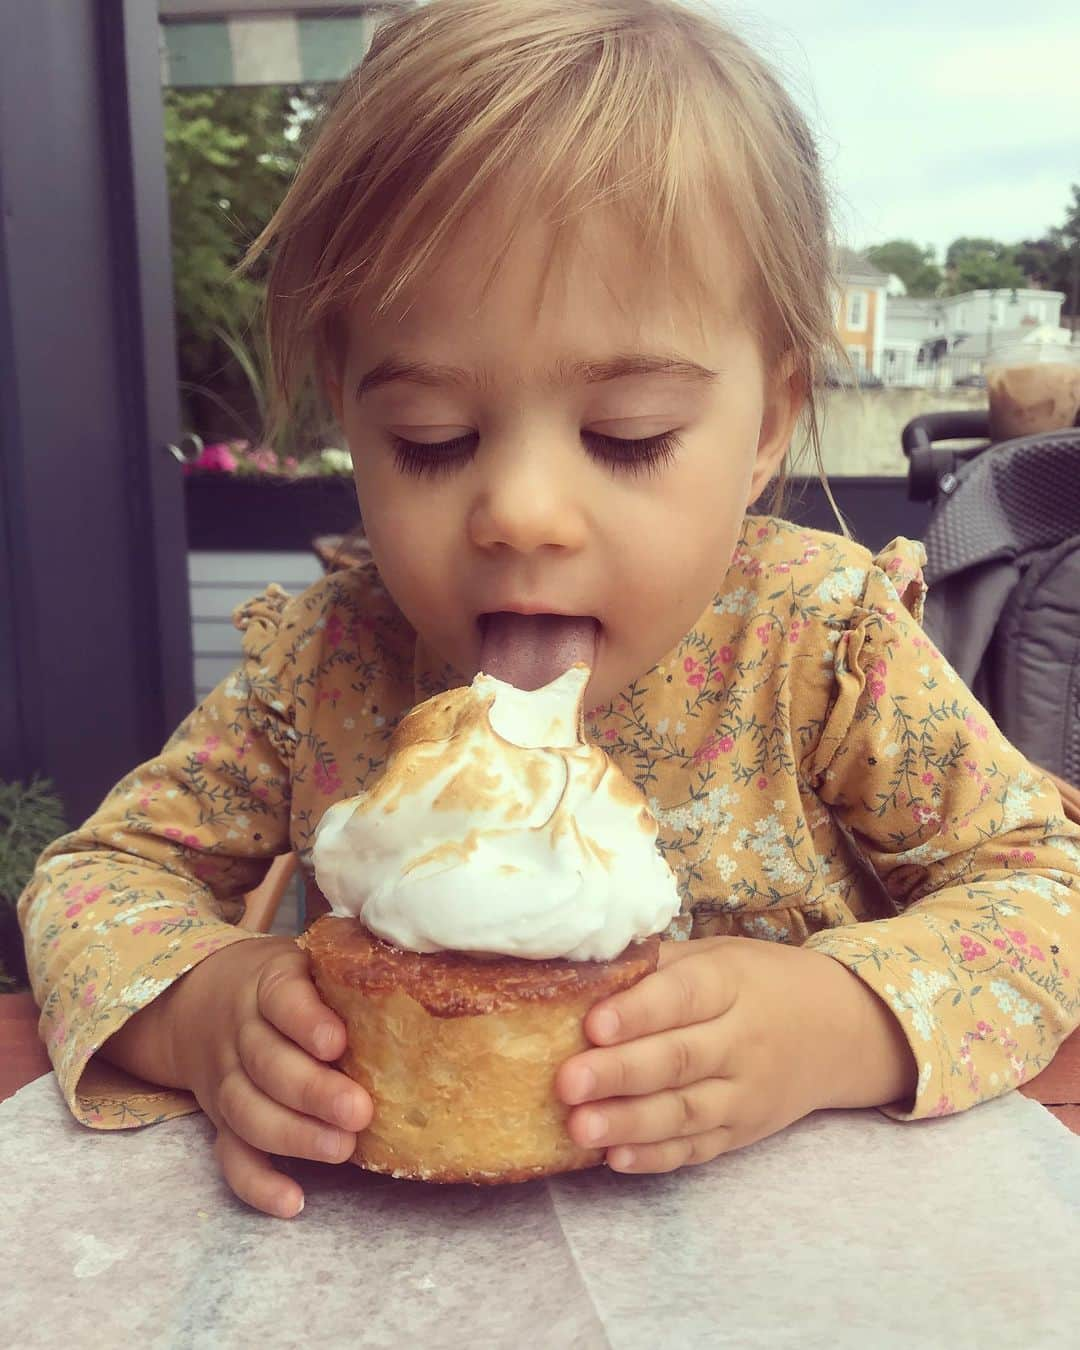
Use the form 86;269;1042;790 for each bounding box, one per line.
985;342;1080;443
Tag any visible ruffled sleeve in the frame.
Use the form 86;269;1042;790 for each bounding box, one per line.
801;539;1080;1119
16;585;300;1130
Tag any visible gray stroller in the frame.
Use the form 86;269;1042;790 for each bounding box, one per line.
901;411;1080;793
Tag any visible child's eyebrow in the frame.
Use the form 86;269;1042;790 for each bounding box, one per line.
355;353;721;400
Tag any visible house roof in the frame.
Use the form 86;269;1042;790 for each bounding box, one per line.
835;247;889;285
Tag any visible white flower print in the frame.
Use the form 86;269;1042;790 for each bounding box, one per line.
651;785;739;835
989;979;1039;1027
1000;771;1042;832
714;852;737;882
884;968;952;1041
712;585;756;616
733;812;809;886
118;975;174;1006
817;566;867;605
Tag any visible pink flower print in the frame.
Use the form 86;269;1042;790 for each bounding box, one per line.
959;935;987;961
787;620;801;644
977;1020;992;1034
317;687;344;707
718;646;734;665
1028;945;1046;962
604;728;617;742
82;983;97;1007
717;735;734;753
921;772;934;786
757;776;768;790
756;525;769;541
164;828;181;840
326;612;344;650
993;937;1007;950
683;656;706;688
868;678;886;701
929;1095;955;1118
183;834;200;848
694;738;720;763
964;714;989;741
756;623;772;645
313;761;343;795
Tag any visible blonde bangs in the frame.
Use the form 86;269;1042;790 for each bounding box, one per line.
243;0;846;494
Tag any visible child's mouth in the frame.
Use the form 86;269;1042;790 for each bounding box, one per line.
477;613;600;691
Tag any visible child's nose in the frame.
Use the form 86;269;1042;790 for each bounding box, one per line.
468;444;588;555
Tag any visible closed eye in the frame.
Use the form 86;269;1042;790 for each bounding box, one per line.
389;430;681;479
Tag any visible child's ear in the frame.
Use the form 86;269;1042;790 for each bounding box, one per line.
746;352;807;507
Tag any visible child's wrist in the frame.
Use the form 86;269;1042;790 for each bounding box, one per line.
800;949;918;1113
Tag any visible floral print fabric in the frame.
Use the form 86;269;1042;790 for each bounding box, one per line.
18;516;1080;1128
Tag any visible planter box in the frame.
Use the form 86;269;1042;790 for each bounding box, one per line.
184;475;362;551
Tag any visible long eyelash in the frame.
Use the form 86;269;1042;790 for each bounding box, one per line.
389;431;681;479
583;430;680;477
390;433;474;479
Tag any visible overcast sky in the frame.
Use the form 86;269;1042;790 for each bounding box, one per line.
715;0;1078;261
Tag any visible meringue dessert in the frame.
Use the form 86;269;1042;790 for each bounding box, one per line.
300;663;681;1184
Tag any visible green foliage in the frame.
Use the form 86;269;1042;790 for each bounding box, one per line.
864;240;943;296
941;236;1026;296
0;778;67;994
1016;183;1080;318
0;778;67;908
164;86;330;451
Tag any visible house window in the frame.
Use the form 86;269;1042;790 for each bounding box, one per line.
846;290;867;330
846;345;866;371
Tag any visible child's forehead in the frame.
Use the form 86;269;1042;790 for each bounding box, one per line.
346;194;746;350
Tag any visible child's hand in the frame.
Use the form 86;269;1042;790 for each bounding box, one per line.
168;937;373;1218
555;936;916;1174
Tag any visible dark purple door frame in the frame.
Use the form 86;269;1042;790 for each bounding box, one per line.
0;0;194;823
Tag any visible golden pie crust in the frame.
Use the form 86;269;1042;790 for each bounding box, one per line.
298;915;660;1184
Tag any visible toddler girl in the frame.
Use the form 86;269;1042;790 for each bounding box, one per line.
19;0;1080;1219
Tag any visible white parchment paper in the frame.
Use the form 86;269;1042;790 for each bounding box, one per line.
2;1074;1078;1349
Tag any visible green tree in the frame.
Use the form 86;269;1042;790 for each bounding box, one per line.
864;239;942;296
164;85;327;445
942;235;1026;295
1015;183;1080;320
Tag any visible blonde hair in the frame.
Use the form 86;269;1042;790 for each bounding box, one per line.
242;0;847;509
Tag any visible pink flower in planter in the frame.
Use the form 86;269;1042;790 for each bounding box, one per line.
195;442;238;474
248;447;279;473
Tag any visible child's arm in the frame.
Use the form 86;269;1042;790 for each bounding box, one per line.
798;560;1080;1119
16;587;299;1130
555;551;1080;1173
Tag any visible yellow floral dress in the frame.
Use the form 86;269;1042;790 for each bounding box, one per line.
18;516;1080;1129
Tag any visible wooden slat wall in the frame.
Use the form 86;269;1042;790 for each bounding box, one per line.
188;550;322;701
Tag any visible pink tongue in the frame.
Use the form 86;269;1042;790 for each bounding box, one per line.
479;614;599;691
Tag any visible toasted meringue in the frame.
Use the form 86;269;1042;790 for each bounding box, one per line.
311;665;682;960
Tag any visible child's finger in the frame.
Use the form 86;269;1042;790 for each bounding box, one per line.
606;1124;734;1175
256;948;348;1060
217;1064;357;1165
214;1122;305;1219
236;1016;372;1130
584;948;736;1047
556;1019;727;1105
567;1078;731;1152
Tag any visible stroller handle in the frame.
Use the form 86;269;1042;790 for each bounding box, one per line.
901;410;991;457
